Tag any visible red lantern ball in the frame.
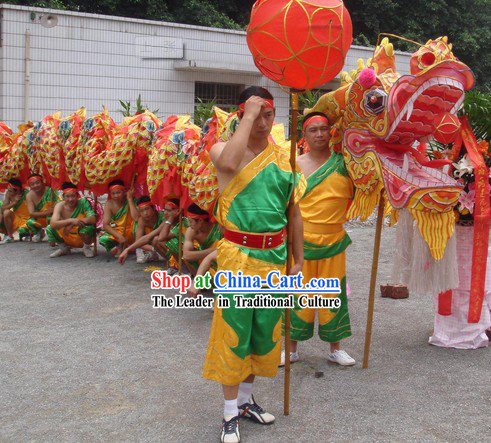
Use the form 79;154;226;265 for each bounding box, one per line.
433;113;461;144
247;0;352;90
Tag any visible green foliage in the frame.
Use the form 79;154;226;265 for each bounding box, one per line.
428;90;491;158
345;0;491;92
461;91;491;142
118;94;158;117
288;90;324;139
7;0;490;90
193;98;216;128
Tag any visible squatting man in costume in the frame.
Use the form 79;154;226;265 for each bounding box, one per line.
281;112;355;367
47;182;96;258
99;180;139;257
20;173;59;242
0;178;29;244
204;86;305;443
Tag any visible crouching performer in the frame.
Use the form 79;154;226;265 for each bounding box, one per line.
18;173;59;242
99;180;139;257
47;182;96;258
0;178;30;244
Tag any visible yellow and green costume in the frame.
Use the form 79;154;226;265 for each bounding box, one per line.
46;198;96;247
291;151;353;343
99;200;136;252
163;218;189;266
203;141;306;386
18;187;59;237
1;190;30;239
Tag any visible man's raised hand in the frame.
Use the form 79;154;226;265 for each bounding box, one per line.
242;96;267;120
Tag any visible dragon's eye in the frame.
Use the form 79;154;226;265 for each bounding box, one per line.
365;89;387;114
421;52;436;67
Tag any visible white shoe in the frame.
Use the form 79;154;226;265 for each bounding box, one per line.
221;415;240;443
136;248;145;264
83;244;95;258
238;395;275;425
0;235;13;244
327;350;356;366
32;229;45;243
279;350;300;367
50;243;71;258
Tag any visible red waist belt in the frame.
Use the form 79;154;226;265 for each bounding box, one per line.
224;227;286;250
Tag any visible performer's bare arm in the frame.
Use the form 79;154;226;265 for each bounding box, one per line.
156;222;174;242
127;190;140;220
80;213;96;226
182;227;216;261
210;96;268;191
26;191;53;219
1;190;20;211
118;223;164;264
187;250;217;298
290;203;304;275
50;202;76;229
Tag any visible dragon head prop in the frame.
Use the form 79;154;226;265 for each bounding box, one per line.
307;37;474;259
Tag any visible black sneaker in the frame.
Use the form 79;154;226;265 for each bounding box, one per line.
221;415;240;443
238;395;275;425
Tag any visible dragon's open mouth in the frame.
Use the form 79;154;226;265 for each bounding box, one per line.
384;61;471;144
344;129;462;209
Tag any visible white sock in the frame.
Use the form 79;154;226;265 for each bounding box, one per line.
224;398;238;420
237;382;253;406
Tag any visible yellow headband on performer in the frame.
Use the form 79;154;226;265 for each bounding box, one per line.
62;188;78;195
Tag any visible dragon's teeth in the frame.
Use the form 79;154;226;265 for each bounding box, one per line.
403;153;410;173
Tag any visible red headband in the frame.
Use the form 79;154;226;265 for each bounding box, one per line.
164;201;179;210
303;115;329;131
109;184;126;192
185;211;209;220
8;184;22;191
62;188;78;195
28;175;43;185
238;99;275;113
138;201;154;209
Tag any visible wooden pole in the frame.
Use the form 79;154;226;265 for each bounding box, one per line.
178;209;183;275
362;192;385;369
284;91;299;416
93;194;98;256
121;176;136;249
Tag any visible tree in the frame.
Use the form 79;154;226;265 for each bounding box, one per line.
344;0;491;92
8;0;490;91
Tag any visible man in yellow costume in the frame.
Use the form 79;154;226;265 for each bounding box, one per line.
47;182;96;258
18;173;59;242
99;180;139;257
0;178;30;244
281;112;355;367
203;86;305;443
